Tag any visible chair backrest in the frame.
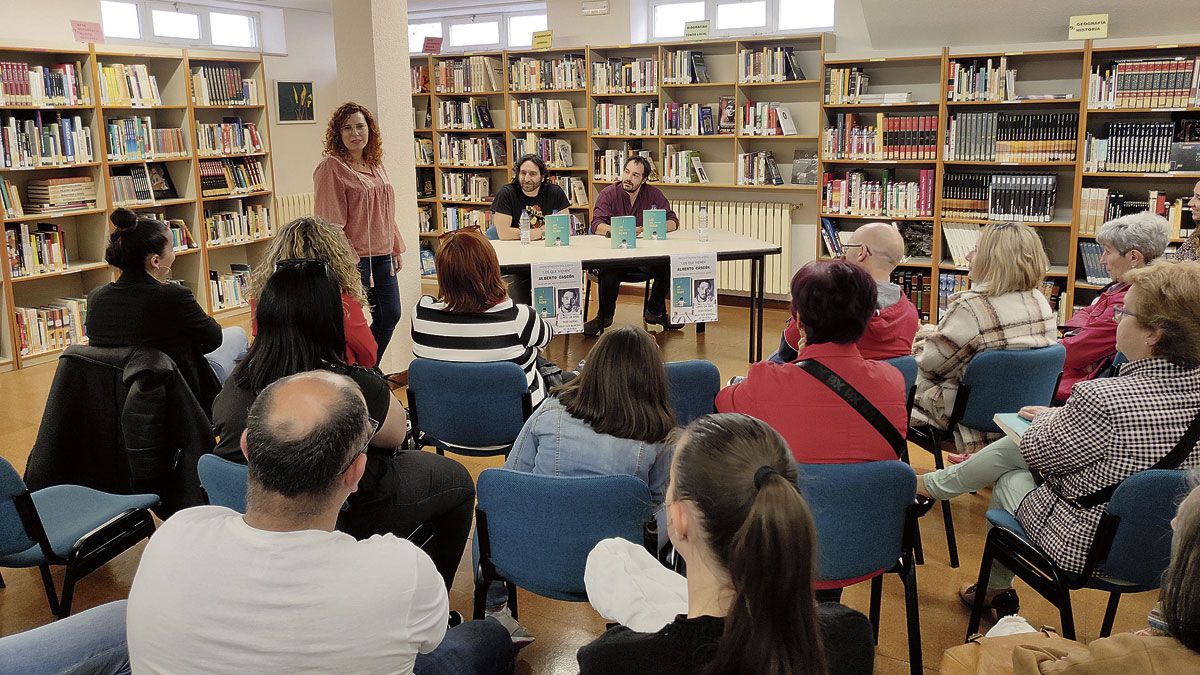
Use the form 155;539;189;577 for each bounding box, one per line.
796;461;915;583
1097;470;1190;587
408;359;531;451
955;344;1066;432
476;469;653;601
884;355;918;395
665;360;720;426
0;457;36;557
485;225;499;240
197;454;248;513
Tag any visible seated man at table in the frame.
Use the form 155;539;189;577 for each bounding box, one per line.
491;153;572;304
585;156;679;335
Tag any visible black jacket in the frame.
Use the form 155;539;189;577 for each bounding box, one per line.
86;269;223;416
23;345;215;518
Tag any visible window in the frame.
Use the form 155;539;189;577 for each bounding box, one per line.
409;22;442;54
779;0;834;30
100;1;141;39
716;1;766;30
508;14;548;48
647;0;834;39
652;1;705;39
449;19;501;48
210;11;256;48
152;8;201;40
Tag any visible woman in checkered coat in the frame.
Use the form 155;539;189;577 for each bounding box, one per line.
916;260;1200;617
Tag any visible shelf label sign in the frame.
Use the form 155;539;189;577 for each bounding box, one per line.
532;30;553;50
1068;14;1108;40
71;20;104;44
422;37;443;53
684;20;711;38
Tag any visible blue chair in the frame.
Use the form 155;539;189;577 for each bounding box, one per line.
885;355;918;420
0;457;157;617
472;469;656;620
408;359;533;458
197;454;248;512
908;344;1066;568
665;360;720;425
485;225;499;240
968;469;1188;641
798;461;923;675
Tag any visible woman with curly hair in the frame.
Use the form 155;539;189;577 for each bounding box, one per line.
314;102;404;362
251;216;378;367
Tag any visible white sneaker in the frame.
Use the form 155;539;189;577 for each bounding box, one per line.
485;605;535;648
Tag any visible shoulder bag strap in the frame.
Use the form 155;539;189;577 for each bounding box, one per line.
1072;408;1200;509
795;359;907;457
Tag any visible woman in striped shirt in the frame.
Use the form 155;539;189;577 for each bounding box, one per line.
411;227;554;408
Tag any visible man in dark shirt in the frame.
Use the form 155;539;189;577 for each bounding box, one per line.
585;156;680;335
490;154;571;304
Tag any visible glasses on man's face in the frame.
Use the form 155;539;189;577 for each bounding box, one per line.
274;257;332;273
438;224;481;240
339;416;381;474
839;243;865;259
1112;304;1137;324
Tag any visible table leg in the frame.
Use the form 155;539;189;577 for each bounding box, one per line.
747;257;759;363
756;255;766;361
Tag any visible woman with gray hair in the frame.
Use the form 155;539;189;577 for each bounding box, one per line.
1056;211;1170;401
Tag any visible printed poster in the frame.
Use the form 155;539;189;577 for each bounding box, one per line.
531;260;584;333
669;253;718;324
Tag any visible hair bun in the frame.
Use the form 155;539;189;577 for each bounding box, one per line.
110;207;138;230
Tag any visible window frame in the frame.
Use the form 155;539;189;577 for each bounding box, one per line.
647;0;833;41
407;7;549;54
505;11;550;49
100;0;261;52
446;14;504;51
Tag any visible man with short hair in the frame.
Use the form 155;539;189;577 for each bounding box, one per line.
770;222;920;362
127;371;511;675
491;154;572;304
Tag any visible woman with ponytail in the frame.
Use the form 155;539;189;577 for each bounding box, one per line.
87;207;245;415
578;413;875;675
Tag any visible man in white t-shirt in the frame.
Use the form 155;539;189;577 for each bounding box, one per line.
126;371;512;675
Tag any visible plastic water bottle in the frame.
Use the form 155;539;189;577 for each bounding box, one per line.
697;205;710;242
519;210;531;245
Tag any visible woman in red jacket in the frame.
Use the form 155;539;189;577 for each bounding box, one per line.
250;216;378;368
1056;211;1169;401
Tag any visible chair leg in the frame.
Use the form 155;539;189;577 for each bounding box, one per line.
901;561;923;675
57;565;78;618
37;564;61;617
0;569;5;588
868;576;883;644
1100;592;1121;638
507;582;519;620
583;275;592;322
966;540;995;640
941;499;960;568
472;577;488;621
912;520;925;565
1057;587;1077;641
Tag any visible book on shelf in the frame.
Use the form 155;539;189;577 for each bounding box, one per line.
191;66;258;106
99;63;162;107
419;243;436;275
1078;240;1113;285
717;96;736;134
824;67;914;104
414;137;435;164
416;168;435;199
437;134;506;167
508;54;586;91
198;157;268;196
547;174;588;206
195;118;261;157
545;213;571;246
662;50;710;85
940;172;1057;222
25;176;97;213
0;60;90;107
1079;186;1195;237
740;100;800;136
592;101;659;136
820;218;845;257
662;102;717;136
439;171;491;201
1;177;22;217
15;297;88;356
146;163;178;200
898;220;934;258
510;97;577;130
209;263;251;310
435;56;505;93
437;97;495;130
738;46;806;83
205;203;272;244
2;111;94;167
937;271;970;315
418;204;434;233
592;142;655;181
411;64;430;93
661;144;704;184
5;222;68;277
941;221;981;267
946;57;1018;102
1036;280;1067;324
591;57;658;94
791;150;818;185
1084;121;1177;172
946;112;1078;163
108;116;189;160
823;113;937;160
165;218;194;251
511;133;573;168
109;164;154;205
737;151;785;186
440;206;493;232
1088;56;1200;109
690;155;711;184
891;269;932;321
822;168;935;217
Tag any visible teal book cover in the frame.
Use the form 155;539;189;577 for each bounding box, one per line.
643;209;667;240
610;215;637;249
544;214;570;247
533;286;556;318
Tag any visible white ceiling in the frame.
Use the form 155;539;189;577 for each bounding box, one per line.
241;0;332;13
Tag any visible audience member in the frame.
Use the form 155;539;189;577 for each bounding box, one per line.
251;216;378;367
128;372;512;675
1056;212;1169;401
0;600;130;675
916;260;1200;619
411;227;556;408
910;222;1057;460
211;261;474;589
87;207;246;415
489;154;572;304
1174;180;1199;261
585;156;681;335
770;222;919;363
717;260;907;463
314;102;405;361
577;414;875;675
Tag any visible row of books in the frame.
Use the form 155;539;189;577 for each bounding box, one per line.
195;118;263;157
508;55;586;91
822;113;938;160
192;66;259;106
892;269;933;321
2;113;93;167
440;172;490;201
15;298;87;356
210;264;251;310
0;177;19;217
1079;187;1196;238
109;165;155;205
509;97;578;130
1082;121;1175;173
5;222;66;277
821;169;936;217
936;272;970;315
418;205;434;233
1040;281;1069;325
1088;57;1200;109
434;56;505;93
663;51;709;85
419;243;436;275
414;137;434;165
198;157;268;197
592;102;659;136
737;46;806;84
945;112;1078;163
24;176;98;214
826;67;911;104
940;172;1058;222
661;146;706;184
592;144;657;182
662;102;716;136
941;220;980;267
739;100;801;136
441;206;492;233
164;217;195;251
0;61;89;106
1077;240;1113;285
106;117;188;161
946;57;1018;102
592;58;658;94
437;135;506;167
411;64;429;94
98;63;160;107
511;133;573;168
205;204;272;245
547;175;588;206
737;151;787;186
437;98;495;130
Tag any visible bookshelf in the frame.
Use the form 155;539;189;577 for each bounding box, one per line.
0;42;276;371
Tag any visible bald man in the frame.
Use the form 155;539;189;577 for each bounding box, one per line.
128;371;512;675
769;222;920;362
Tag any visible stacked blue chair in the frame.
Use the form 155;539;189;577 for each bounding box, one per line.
665;360;720;425
408;359;533;458
197;454;249;513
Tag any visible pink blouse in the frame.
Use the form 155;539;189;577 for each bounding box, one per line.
313;155;405;258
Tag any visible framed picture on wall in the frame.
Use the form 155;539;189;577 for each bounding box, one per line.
275;80;315;124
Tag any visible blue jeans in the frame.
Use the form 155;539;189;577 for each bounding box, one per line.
414;619;513;675
358;255;402;361
204;326;249;385
0;600;131;675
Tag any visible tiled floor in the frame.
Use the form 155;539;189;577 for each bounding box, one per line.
0;292;1155;673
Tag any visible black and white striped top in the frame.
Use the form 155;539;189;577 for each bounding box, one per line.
411;296;554;407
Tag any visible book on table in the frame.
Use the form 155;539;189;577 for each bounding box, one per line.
643;208;667;240
545;213;571;247
610;215;637;249
994;413;1031;443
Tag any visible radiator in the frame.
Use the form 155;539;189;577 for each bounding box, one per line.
673;200;792;296
275;191;315;224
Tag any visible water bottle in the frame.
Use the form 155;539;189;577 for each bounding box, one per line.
697;205;710;242
519;210;531;245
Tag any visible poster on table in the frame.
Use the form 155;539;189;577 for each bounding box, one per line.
531;260;585;333
669;253;718;324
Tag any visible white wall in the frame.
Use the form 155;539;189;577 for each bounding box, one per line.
0;0;100;45
547;0;633;47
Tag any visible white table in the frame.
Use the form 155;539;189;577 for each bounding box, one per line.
490;230;783;361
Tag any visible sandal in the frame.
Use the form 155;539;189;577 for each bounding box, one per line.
959;583;1020;621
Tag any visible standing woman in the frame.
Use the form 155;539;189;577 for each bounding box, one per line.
314;102;404;362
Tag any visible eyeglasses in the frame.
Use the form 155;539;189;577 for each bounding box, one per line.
839;243;866;259
274;257;332;273
1112;304;1137;323
438;224;481;240
338;416;380;474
